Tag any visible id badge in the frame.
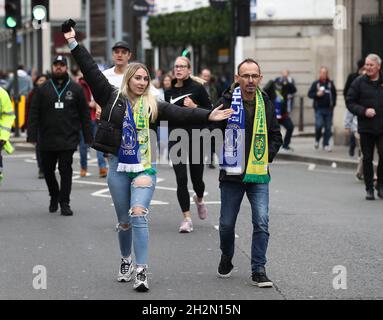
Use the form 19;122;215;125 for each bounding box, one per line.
55;102;64;109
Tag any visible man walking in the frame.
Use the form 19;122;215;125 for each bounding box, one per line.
308;67;337;151
215;58;282;287
346;53;383;200
102;41;132;88
27;55;92;215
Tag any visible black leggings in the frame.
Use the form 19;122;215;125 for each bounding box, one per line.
360;133;383;190
169;139;205;212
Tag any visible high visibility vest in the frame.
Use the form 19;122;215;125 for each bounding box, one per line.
0;88;15;154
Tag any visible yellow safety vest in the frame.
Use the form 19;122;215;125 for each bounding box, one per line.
0;87;15;154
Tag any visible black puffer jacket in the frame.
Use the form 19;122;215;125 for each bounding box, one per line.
27;74;92;151
213;84;283;183
70;45;211;155
346;73;383;135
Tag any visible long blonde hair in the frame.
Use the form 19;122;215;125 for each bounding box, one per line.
120;62;158;122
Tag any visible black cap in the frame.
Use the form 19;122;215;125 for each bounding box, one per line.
112;41;130;51
52;55;68;66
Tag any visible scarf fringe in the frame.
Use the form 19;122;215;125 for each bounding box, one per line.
117;163;145;173
243;174;270;184
222;166;243;174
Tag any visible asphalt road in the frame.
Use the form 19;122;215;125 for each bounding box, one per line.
0;150;382;300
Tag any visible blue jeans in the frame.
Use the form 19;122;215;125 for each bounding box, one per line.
107;154;156;266
219;181;270;273
314;109;333;147
79;120;106;169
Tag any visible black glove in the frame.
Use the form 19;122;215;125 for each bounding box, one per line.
0;140;6;150
61;19;76;33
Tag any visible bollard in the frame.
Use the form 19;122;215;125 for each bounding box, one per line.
299;96;304;132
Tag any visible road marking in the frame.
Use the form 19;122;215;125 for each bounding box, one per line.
6;153;34;158
20;157;221;205
91;188;168;204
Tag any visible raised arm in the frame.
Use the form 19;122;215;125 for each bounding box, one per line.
62;22;114;108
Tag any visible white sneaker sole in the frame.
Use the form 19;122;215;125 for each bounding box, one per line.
117;274;133;282
252;280;273;288
217;270;232;278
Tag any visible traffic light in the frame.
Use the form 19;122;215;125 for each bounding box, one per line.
32;0;49;22
5;0;22;29
236;0;250;36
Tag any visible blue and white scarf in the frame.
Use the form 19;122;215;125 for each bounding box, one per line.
117;101;145;173
221;86;245;174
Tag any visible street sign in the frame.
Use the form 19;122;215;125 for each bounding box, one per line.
132;0;149;17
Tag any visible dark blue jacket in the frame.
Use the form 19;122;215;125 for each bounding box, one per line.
308;80;337;110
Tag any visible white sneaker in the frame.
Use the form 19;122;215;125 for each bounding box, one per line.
133;267;149;292
179;218;193;233
324;145;332;152
314;141;319;150
193;194;208;220
117;258;134;282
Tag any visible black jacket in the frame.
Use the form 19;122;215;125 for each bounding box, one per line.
213;84;282;183
27;74;92;151
346;73;383;135
164;77;212;133
70;44;212;155
308;79;337;110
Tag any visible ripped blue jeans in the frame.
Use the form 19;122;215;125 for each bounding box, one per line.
107;154;156;267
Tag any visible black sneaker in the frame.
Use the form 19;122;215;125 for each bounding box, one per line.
49;198;59;213
38;169;44;179
366;189;375;200
217;255;233;278
133;268;149;292
251;272;273;288
377;186;383;199
60;203;73;216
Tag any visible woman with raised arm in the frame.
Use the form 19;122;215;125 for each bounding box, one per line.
62;20;233;292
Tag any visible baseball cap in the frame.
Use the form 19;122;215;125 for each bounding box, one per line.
112;41;130;51
52;55;68;66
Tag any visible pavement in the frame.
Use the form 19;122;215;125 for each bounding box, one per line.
9;127;362;170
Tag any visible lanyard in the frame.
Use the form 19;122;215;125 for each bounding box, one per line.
50;79;70;102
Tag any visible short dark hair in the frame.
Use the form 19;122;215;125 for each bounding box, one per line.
237;58;261;74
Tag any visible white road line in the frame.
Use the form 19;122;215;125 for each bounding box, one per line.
91;188;110;197
6;153;34;158
25;159;37;163
91;188;168;204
